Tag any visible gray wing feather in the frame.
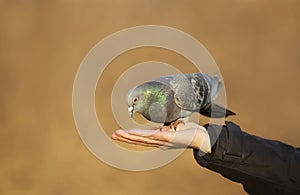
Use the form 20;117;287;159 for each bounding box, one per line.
155;73;220;112
203;74;222;100
155;75;198;110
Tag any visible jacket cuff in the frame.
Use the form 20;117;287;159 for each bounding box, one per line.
194;121;244;165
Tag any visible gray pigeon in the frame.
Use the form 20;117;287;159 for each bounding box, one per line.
126;72;235;128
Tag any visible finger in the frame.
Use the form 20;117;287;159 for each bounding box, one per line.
129;129;175;141
151;130;175;141
113;130;173;147
113;135;162;148
112;132;190;149
113;132;176;148
114;135;186;149
128;129;160;137
127;129;187;146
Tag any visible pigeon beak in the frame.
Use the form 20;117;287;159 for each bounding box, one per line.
128;106;134;118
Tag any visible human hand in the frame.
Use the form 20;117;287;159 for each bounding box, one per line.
111;122;211;153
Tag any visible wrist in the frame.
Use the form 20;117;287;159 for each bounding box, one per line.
191;127;211;153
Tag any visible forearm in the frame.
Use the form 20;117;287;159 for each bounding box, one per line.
193;122;300;194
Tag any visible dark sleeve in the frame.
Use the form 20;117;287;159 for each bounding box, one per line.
193;121;300;195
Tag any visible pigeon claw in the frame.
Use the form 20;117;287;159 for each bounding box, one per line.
170;119;185;130
159;125;173;132
160;119;185;131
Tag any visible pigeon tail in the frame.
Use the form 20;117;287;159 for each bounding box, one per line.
200;103;235;118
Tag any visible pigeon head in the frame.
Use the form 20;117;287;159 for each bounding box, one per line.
126;81;169;119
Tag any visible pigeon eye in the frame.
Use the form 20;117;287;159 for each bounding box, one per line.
133;97;138;103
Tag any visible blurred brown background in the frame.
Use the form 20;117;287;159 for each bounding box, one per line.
1;0;300;194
